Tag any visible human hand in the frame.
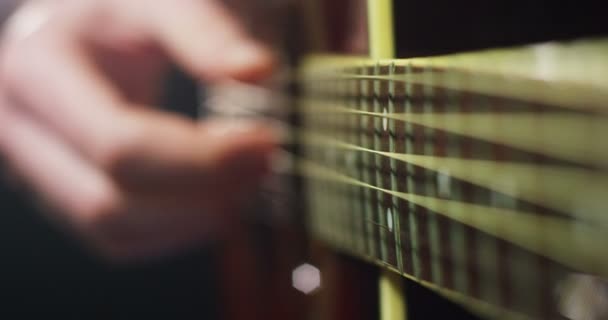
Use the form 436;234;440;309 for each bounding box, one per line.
0;0;277;262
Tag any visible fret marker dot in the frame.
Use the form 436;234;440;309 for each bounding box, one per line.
437;168;452;198
386;208;393;232
382;108;388;131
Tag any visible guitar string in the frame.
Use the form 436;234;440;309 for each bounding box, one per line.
282;130;608;226
294;102;608;169
298;72;608;113
285;154;608;277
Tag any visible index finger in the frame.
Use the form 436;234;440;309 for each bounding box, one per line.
106;0;276;81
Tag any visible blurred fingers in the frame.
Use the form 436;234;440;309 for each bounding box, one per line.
0;23;129;164
0;95;122;228
0;97;255;261
1;22;276;190
132;0;275;81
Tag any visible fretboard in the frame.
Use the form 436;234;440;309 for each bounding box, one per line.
294;38;608;320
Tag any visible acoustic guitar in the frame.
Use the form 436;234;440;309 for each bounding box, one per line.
210;1;608;319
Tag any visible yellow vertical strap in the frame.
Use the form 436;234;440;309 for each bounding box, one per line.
380;270;407;320
367;0;395;59
369;1;403;319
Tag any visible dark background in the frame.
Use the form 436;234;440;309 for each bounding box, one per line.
394;0;607;57
0;177;219;318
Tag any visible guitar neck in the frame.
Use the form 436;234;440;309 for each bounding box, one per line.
295;38;608;320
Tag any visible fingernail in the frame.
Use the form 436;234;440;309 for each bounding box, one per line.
224;42;274;73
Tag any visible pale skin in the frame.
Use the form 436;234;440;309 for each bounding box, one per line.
0;0;278;262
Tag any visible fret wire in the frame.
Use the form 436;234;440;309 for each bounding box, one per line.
410;63;432;281
446;70;469;295
434;68;454;291
389;62;405;274
424;61;444;287
371;62;384;263
351;67;367;255
475;85;502;306
402;61;422;280
361;63;377;259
